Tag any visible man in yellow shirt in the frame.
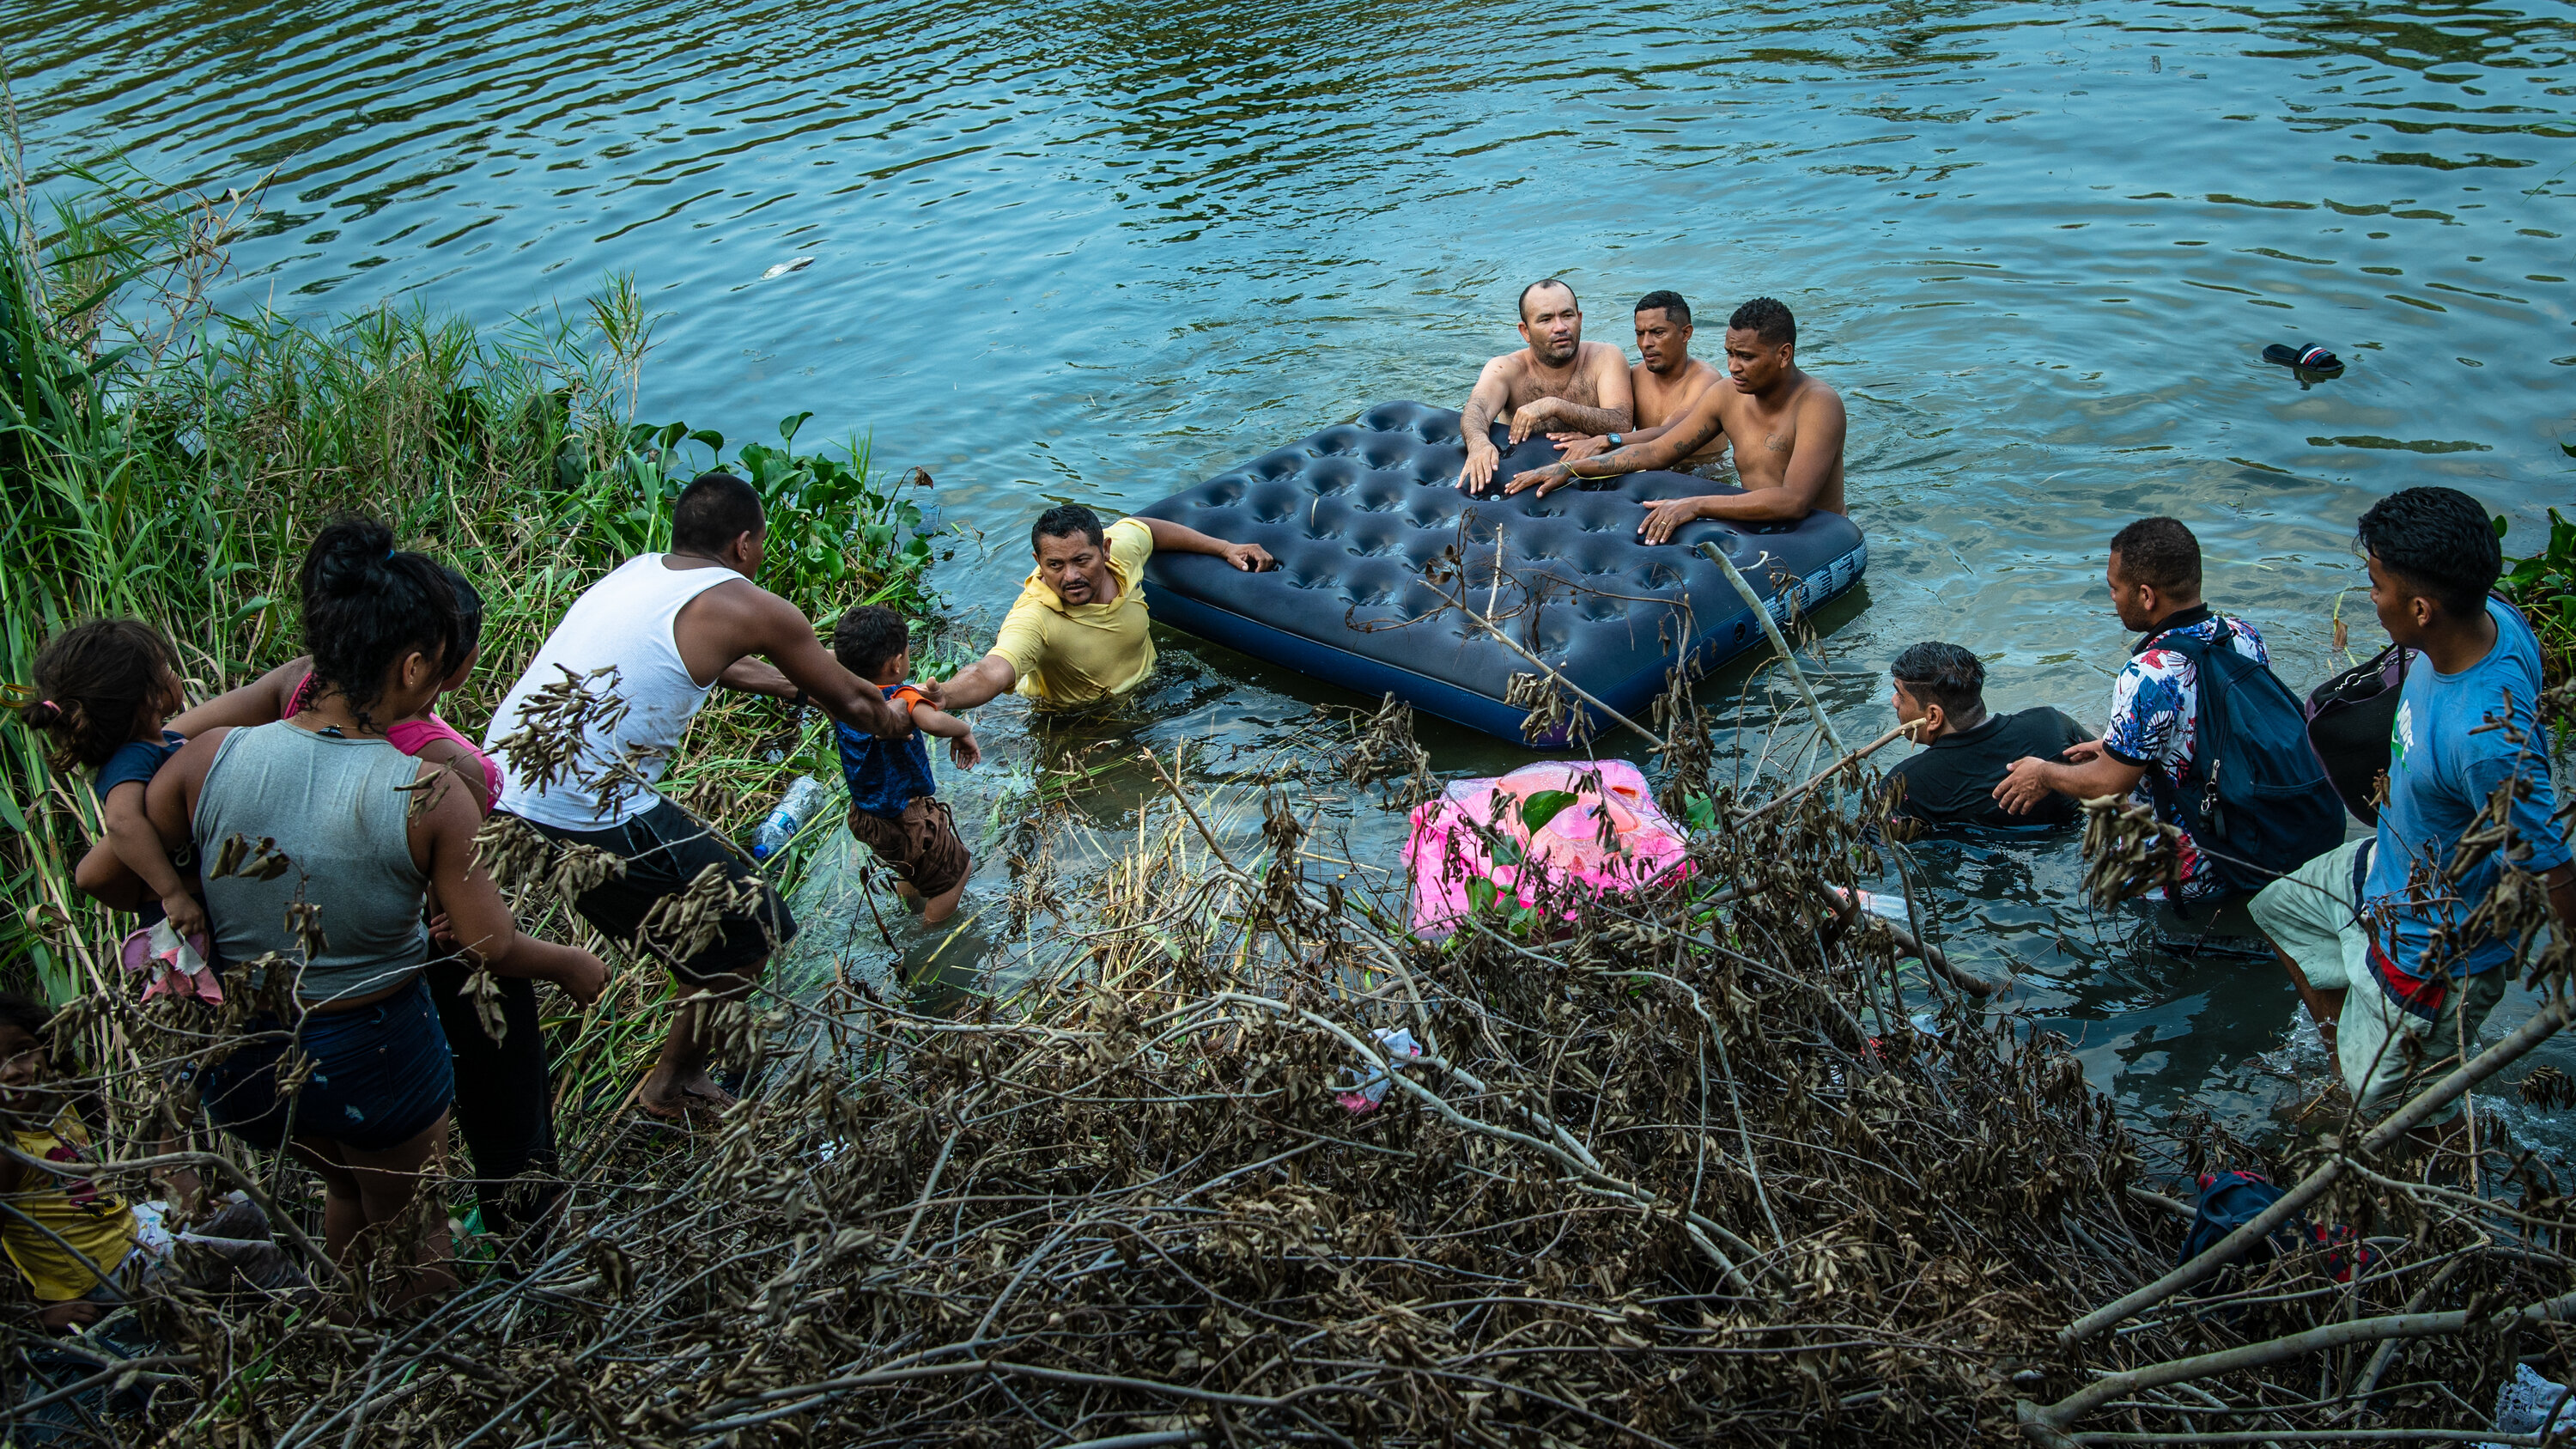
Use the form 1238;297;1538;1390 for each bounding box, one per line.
935;505;1273;711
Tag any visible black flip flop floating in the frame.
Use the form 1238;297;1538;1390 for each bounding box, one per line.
2263;342;2342;372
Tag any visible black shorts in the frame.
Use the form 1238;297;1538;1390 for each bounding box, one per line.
510;798;796;984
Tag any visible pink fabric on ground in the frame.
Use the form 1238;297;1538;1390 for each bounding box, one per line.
386;714;505;812
1402;759;1691;940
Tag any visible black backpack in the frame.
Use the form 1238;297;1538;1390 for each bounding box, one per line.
2143;618;2348;898
2300;594;2528;829
2304;642;2409;827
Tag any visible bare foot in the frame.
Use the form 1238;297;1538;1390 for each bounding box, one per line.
638;1068;736;1122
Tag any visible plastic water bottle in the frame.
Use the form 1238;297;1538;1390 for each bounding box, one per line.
750;775;829;861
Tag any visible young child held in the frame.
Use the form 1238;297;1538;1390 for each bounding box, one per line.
15;621;204;941
829;607;980;925
0;992;301;1330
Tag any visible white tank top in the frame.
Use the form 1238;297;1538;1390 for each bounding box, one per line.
484;554;743;830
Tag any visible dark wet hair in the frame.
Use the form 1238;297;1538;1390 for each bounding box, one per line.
1728;296;1795;346
1891;642;1986;724
298;518;462;728
1518;278;1577;322
440;566;485;673
0;989;52;1046
832;605;913;680
2358;486;2500;620
2109;516;2202;597
671;472;765;557
1634;290;1691;328
18;619;181;771
1031;504;1107;554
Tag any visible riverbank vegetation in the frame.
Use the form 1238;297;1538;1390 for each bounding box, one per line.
2;178;938;1000
2504;506;2576;689
7;172;2576;1446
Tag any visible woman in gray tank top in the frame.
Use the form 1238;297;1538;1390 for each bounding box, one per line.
148;521;607;1306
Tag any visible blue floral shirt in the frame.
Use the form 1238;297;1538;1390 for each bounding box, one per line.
2099;610;2269;900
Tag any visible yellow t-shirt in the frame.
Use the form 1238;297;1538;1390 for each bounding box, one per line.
3;1112;137;1301
990;518;1157;708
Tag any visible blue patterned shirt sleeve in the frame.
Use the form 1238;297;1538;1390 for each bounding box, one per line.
2100;651;2190;770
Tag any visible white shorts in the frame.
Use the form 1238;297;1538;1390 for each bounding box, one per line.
2251;838;2505;1116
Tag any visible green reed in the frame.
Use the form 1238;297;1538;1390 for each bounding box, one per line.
0;185;943;1032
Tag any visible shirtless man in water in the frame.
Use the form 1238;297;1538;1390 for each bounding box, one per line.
1551;290;1728;475
1454;278;1633;495
1504;296;1846;541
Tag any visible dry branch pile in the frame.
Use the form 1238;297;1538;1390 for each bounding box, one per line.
8;700;2576;1448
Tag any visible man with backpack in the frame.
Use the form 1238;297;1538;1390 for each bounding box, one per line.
2251;488;2574;1114
1993;516;2342;902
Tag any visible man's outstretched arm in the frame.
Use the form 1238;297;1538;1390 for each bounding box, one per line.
1505;384;1727;497
1139;517;1273;572
740;592;910;737
933;654;1018;712
1631;389;1845;541
717;657;798;699
1993;740;2143;817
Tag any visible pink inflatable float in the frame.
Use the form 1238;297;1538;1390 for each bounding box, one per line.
1403;759;1692;940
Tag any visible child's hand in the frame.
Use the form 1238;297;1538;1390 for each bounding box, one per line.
950;732;981;770
37;1300;100;1332
156;1166;204;1218
161;891;209;943
550;949;610;1007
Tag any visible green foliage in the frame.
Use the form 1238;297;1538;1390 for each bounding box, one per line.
1464;875;1497;916
1517;788;1579;834
582;410;938;613
0;181;941;1002
2501;507;2576;688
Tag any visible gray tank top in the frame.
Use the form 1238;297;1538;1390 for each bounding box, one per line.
194;721;430;1004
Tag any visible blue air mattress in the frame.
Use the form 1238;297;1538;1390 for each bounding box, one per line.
1135;400;1867;746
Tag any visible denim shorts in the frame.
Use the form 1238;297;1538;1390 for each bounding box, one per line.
203;974;455;1153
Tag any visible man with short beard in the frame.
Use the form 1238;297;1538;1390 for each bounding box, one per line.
932;504;1273;713
1550;290;1729;478
1453;278;1633;496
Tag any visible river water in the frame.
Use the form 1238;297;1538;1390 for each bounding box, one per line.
11;0;2576;1147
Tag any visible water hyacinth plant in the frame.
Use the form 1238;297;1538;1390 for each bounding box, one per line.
2500;506;2576;690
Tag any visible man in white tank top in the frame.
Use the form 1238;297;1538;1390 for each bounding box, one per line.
485;472;908;1119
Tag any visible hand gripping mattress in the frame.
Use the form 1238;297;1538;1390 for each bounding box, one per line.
1134;400;1868;746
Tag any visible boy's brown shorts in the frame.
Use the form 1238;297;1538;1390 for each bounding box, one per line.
847;796;969;898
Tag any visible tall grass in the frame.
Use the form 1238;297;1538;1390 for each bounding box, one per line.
0;182;943;1029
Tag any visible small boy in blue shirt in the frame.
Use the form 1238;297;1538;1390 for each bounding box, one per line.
829;606;981;924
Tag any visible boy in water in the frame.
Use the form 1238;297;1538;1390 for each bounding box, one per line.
830;607;981;925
